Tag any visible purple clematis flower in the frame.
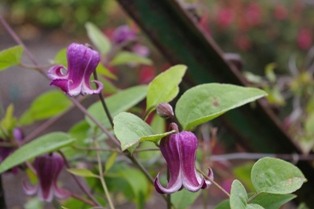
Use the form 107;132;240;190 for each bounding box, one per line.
112;25;137;44
154;130;213;194
47;43;103;96
0;128;23;174
23;153;69;202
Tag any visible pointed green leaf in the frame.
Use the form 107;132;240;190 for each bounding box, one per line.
146;65;186;113
113;112;174;151
67;168;98;178
86;85;147;129
251;157;306;194
96;63;117;80
54;48;67;66
230;180;248;209
1;104;17;136
215;200;231;209
85;22;111;55
105;152;117;172
0;132;74;173
110;51;152;66
0;45;24;71
171;189;201;209
249;193;296;209
18;90;72;125
176;83;267;130
246;204;264;209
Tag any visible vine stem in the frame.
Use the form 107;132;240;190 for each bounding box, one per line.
94;140;115;209
93;71;114;128
69;97;121;148
197;169;230;198
58;151;100;206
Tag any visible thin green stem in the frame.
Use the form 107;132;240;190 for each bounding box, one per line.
69;97;121;148
70;193;97;207
95;140;115;209
197;169;230;198
74;146;121;152
58;151;100;206
167;167;171;209
247;192;262;202
93;71;114;128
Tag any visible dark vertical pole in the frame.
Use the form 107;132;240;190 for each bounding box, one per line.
0;176;6;209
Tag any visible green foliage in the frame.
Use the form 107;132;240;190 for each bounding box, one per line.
67;168;98;178
230;180;249;209
85;22;111;55
249;193;296;209
176;83;267;130
0;104;17;138
54;48;67;66
0;132;74;173
105;152;117;172
251;157;306;194
171;189;201;209
110;51;152;66
113;112;174;151
106;165;149;209
146;64;186;114
0;45;24;71
86;85;147;129
18;90;72;126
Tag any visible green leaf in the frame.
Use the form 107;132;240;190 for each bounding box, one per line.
176;83;267;130
171;189;201;209
249;193;296;209
233;162;255;192
215;200;231;209
54;48;67;66
67;168;98;178
251;157;306;194
0;45;24;71
0;132;74;173
105;152;117;172
246;204;264;209
86;85;147;129
113;112;174;151
18;90;72;125
96;63;117;80
24;197;44;209
85;22;111;55
230;180;248;209
305;113;314;137
110;51;152;66
146;65;186;113
0;104;17;138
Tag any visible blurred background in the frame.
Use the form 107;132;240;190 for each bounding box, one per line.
1;0;314;208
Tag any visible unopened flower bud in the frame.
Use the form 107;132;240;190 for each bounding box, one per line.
156;102;174;119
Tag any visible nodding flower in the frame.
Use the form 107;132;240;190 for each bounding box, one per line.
154;129;213;194
48;43;103;96
23;153;69;202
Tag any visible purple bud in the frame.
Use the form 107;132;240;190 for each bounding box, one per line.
156;102;174;119
112;25;136;44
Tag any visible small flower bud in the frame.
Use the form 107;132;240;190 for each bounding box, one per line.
156;102;174;119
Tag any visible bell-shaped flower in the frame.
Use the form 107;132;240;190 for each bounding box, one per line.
47;43;103;96
23;153;69;202
154;131;213;194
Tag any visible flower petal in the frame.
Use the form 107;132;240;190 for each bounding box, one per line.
154;135;183;194
81;80;104;95
50;79;70;95
22;181;38;195
53;185;70;199
203;167;214;188
47;65;69;80
180;131;204;192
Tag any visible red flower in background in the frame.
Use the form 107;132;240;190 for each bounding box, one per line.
217;8;234;29
274;5;288;20
245;3;262;27
297;28;312;50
